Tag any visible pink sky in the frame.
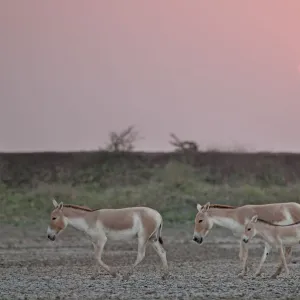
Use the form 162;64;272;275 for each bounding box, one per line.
1;1;300;152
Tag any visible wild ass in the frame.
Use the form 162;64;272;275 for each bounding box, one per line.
192;202;300;277
47;199;168;280
242;215;300;278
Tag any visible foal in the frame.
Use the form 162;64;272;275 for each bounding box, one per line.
47;199;168;280
243;215;300;278
193;201;300;277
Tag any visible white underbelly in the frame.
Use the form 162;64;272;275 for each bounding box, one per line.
106;228;138;241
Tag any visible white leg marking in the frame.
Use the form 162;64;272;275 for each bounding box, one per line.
255;242;272;276
123;236;147;280
151;239;169;279
238;241;249;278
237;238;254;275
271;246;292;278
239;239;246;261
91;236;117;278
279;244;290;276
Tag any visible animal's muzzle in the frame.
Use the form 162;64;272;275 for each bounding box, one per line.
243;238;248;243
48;234;56;241
193;236;203;244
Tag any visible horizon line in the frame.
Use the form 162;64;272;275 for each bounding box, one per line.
1;149;300;155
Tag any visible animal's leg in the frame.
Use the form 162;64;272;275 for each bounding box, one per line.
271;246;291;279
239;239;246;261
279;244;290;276
285;247;293;267
91;242;101;279
151;238;169;279
270;246;290;278
238;243;249;278
122;236;147;280
91;237;117;279
254;242;272;276
238;239;251;273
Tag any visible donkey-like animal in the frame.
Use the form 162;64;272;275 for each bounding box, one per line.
243;215;300;278
47;199;168;280
193;202;300;277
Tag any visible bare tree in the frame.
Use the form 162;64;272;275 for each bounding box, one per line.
169;133;199;153
105;125;142;152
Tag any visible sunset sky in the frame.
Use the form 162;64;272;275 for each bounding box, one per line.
1;1;300;152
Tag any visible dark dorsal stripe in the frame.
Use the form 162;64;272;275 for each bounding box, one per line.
63;204;93;212
257;218;300;227
210;204;236;209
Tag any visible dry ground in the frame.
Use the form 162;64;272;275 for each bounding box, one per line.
0;224;300;300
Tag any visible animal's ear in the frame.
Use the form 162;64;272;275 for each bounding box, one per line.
250;215;258;223
52;198;59;208
58;202;64;210
201;202;211;212
197;204;202;212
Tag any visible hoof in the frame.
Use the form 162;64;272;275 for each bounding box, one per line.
121;270;132;281
254;272;261;277
270;274;278;279
245;265;252;272
238;272;245;278
122;274;130;281
90;274;98;280
109;268;119;278
110;270;118;278
162;273;169;280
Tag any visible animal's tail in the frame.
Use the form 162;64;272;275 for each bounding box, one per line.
158;222;163;245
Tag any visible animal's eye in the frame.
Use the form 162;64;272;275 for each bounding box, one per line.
198;220;203;223
247;228;251;231
52;217;57;221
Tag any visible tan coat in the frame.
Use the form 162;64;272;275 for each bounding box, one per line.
193;202;300;277
47;199;168;280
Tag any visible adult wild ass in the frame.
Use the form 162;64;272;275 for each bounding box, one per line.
47;199;168;280
242;215;300;278
192;202;300;277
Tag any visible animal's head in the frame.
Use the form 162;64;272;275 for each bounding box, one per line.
47;199;68;241
242;215;258;243
193;202;213;244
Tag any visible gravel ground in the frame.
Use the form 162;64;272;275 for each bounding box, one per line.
0;224;300;300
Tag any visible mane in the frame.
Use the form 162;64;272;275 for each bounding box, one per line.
63;204;93;212
257;218;300;227
210;204;236;209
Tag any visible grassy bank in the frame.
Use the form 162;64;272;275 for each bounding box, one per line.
1;159;300;226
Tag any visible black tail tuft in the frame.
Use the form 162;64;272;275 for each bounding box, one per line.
158;236;163;245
